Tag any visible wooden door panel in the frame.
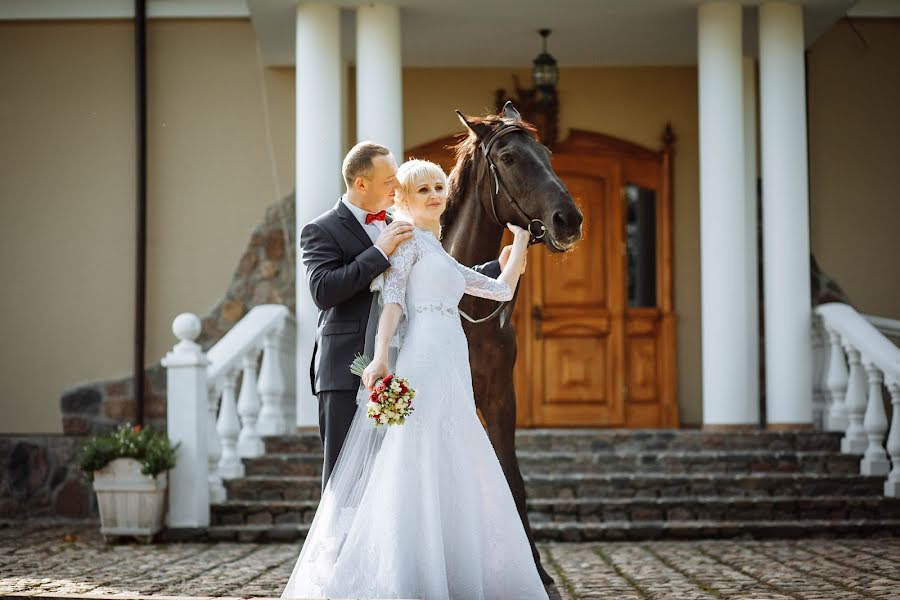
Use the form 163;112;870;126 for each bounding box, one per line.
542;336;608;404
541;175;607;306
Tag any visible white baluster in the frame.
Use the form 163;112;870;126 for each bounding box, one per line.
884;382;900;497
824;326;849;431
840;345;868;454
280;319;298;429
237;349;264;458
217;370;245;479
861;363;890;475
811;317;827;429
161;313;210;527
257;326;290;435
207;387;226;503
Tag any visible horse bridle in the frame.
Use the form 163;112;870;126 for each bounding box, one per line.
479;124;548;244
459;124;548;325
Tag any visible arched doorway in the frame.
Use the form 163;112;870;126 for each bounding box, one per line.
406;126;678;428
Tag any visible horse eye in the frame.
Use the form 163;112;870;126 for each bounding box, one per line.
500;154;514;164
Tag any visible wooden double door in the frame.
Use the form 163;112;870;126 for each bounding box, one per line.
407;127;677;428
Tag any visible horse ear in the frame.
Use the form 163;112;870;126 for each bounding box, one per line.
455;110;493;140
500;101;522;122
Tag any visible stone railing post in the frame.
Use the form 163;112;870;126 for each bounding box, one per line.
824;327;849;432
237;349;264;458
257;325;290;435
811;318;828;428
861;362;890;476
217;370;245;479
841;345;868;454
207;387;226;503
161;313;210;527
884;382;900;497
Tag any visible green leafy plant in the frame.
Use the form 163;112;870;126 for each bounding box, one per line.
79;423;178;481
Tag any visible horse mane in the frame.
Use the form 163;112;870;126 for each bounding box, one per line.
442;115;539;228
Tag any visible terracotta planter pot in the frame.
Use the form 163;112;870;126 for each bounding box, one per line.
92;457;167;542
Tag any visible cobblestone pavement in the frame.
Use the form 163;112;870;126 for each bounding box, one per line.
1;523;899;599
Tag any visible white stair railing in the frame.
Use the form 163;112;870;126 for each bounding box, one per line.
813;303;900;497
162;305;296;526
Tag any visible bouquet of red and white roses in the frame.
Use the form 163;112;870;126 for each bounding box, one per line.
350;354;416;427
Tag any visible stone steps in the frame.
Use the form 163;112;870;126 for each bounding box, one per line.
224;472;886;502
210;495;900;527
241;449;861;477
200;429;891;543
263;429;844;454
193;519;900;543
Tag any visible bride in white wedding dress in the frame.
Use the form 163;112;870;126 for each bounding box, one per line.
281;159;548;600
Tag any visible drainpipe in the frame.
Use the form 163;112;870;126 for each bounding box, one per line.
134;0;147;427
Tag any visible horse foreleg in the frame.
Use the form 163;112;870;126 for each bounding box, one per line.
483;376;554;585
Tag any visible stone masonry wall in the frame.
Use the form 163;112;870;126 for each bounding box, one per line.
0;435;96;520
60;192;296;435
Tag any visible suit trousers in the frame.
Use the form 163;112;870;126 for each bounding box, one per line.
317;389;358;493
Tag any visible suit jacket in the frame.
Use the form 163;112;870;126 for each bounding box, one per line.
301;198;501;395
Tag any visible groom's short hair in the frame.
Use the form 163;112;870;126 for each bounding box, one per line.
342;141;392;188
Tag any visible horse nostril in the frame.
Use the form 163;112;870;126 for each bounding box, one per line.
552;210;567;231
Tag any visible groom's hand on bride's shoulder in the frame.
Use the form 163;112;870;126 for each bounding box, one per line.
376;221;415;256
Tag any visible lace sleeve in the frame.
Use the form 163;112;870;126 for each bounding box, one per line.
454;259;513;301
381;237;418;312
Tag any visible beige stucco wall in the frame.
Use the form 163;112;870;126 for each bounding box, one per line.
0;20;295;433
807;19;900;320
1;17;897;433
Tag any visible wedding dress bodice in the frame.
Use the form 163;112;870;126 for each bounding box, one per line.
380;229;513;316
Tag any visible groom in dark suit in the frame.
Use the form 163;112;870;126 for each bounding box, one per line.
301;141;508;491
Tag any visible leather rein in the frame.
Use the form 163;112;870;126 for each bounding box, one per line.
459;124;546;325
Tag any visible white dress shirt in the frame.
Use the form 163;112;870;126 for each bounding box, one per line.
342;195;389;260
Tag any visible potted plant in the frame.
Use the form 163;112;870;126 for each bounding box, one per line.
79;423;177;542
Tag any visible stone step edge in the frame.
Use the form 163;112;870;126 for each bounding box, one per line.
0;595;285;600
212;494;897;510
531;518;900;531
203;518;900;534
265;429;843;438
251;449;853;459
225;472;879;483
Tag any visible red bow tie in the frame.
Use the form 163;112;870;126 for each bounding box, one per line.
365;210;387;225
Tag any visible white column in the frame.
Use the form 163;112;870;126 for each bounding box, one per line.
698;2;755;428
295;3;343;428
759;1;813;427
356;4;403;158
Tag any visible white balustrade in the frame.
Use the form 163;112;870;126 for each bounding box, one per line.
841;345;868;454
207;387;226;503
217;370;244;479
861;362;890;476
237;350;264;458
813;302;900;498
811;317;828;429
257;326;291;436
163;305;297;524
885;382;900;497
824;326;849;431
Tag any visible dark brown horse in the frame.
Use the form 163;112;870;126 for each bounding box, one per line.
441;102;583;583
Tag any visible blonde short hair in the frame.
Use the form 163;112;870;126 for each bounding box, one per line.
395;159;448;207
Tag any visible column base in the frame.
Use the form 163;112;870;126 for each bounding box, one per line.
824;412;848;432
766;423;814;431
861;457;890;476
702;424;761;432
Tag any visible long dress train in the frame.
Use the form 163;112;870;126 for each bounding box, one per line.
281;229;548;600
